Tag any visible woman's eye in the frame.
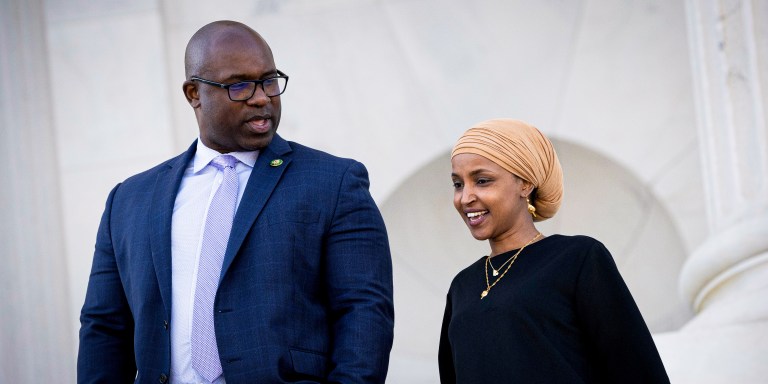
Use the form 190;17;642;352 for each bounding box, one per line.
477;178;490;185
452;181;462;189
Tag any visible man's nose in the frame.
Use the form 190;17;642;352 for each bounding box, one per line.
246;84;270;106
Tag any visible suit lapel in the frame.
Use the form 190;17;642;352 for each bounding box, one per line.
219;134;292;282
149;141;197;318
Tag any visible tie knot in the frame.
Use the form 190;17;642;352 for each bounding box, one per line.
210;155;238;171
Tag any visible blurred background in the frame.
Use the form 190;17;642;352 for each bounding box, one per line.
1;0;766;382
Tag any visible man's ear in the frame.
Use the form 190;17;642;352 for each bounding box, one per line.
183;80;200;108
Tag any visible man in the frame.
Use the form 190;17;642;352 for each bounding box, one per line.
77;20;394;383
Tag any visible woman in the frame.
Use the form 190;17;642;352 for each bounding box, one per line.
438;119;669;383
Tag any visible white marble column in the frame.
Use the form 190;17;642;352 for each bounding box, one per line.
0;0;75;383
655;0;768;382
682;0;767;319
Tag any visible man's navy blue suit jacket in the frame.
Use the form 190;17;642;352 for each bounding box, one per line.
77;134;394;383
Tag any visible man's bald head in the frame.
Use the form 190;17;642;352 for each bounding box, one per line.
182;20;282;153
184;20;272;79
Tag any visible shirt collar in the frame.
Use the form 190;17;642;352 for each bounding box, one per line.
193;138;260;173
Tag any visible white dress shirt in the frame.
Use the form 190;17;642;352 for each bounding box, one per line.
170;139;258;384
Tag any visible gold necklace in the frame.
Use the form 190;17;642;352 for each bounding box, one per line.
481;232;542;299
488;234;539;275
488;252;514;277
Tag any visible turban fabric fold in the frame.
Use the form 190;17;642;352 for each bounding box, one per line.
451;118;563;221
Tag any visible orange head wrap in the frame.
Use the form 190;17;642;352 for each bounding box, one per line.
451;118;563;221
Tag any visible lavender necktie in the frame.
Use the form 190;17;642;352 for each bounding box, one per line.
191;154;239;382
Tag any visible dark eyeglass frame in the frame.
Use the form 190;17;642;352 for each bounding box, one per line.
190;70;289;101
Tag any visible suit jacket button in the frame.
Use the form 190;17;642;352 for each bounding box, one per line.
158;373;168;383
163;320;169;330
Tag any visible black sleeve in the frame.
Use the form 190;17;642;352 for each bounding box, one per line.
438;293;456;384
574;241;670;383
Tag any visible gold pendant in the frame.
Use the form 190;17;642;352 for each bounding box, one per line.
480;290;488;299
492;269;499;276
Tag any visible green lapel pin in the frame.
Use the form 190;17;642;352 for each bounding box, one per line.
270;159;283;167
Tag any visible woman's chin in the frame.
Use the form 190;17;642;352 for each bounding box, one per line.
468;229;491;241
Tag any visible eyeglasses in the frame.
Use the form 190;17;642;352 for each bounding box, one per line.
191;70;289;101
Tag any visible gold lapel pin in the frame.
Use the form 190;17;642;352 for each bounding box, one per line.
270;159;283;167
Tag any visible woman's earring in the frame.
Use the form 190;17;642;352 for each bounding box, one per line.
527;197;538;218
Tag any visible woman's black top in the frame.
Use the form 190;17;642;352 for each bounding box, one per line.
438;235;670;383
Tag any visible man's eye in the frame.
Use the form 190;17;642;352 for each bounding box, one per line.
229;82;251;91
452;181;462;189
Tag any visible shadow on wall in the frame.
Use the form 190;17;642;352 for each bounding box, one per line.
381;139;693;373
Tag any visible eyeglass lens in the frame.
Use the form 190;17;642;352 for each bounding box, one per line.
229;78;286;100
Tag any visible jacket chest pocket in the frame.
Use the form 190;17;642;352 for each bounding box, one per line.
236;210;323;276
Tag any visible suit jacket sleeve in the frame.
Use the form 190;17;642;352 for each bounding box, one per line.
323;161;394;383
77;184;137;383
